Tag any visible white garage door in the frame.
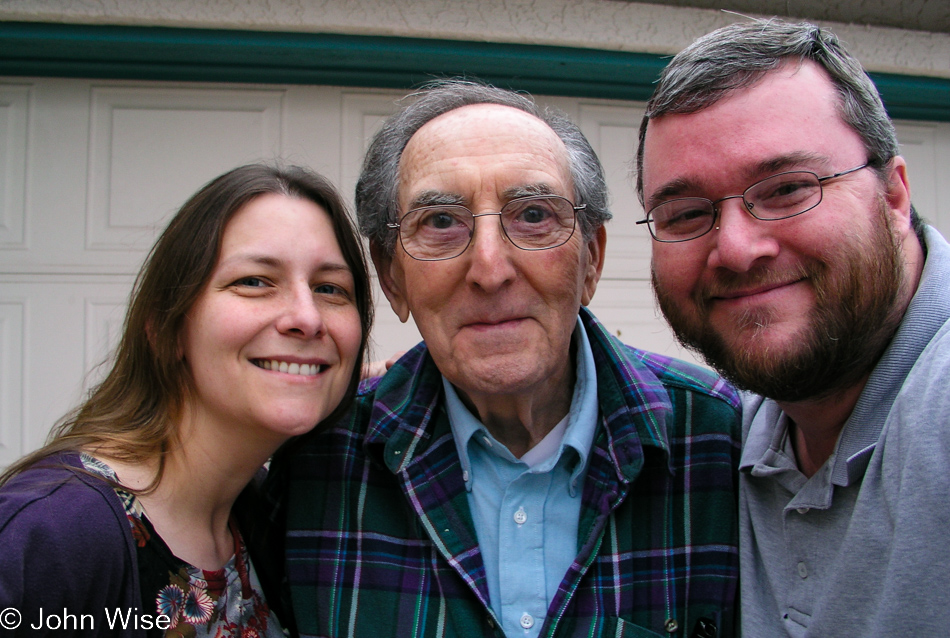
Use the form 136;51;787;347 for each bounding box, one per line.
2;77;949;465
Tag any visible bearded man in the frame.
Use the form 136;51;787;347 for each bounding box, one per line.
636;19;950;638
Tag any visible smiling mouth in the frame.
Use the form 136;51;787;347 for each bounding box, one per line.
709;276;807;302
714;284;785;300
252;359;327;376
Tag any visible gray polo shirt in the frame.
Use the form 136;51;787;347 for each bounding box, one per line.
739;225;950;637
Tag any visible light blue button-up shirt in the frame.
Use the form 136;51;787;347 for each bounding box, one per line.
444;318;600;637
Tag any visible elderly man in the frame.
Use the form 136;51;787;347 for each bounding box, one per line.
636;20;950;637
279;81;741;638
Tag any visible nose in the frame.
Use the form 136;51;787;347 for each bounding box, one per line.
707;197;780;272
275;284;326;338
464;213;517;291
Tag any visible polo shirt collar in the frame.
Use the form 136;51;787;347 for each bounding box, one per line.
830;226;950;485
740;227;950;487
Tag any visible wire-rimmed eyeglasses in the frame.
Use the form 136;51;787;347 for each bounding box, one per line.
637;163;870;243
388;195;585;261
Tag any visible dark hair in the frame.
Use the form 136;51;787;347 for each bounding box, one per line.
357;78;611;253
635;18;925;238
1;164;372;488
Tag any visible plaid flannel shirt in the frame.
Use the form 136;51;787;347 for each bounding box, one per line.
282;309;741;638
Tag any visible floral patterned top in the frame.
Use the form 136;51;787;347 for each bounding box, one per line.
81;454;286;638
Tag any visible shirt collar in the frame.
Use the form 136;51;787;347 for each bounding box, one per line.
830;225;950;485
446;316;600;494
738;392;782;472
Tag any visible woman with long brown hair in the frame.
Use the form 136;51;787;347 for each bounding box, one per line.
0;164;372;637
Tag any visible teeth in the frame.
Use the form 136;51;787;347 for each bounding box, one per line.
255;360;323;376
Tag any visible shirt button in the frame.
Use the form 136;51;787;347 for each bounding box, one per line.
796;507;809;514
520;613;534;629
797;561;808;578
514;506;527;525
664;618;679;633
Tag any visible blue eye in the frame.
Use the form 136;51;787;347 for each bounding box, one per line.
314;283;340;295
233;276;266;288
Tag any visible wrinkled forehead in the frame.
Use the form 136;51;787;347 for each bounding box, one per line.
397;103;572;196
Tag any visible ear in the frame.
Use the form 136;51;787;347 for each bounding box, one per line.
370;241;411;323
883;156;913;235
581;225;607;306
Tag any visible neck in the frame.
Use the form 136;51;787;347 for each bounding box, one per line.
780;220;926;478
778;376;868;478
97;408;281;570
458;363;575;459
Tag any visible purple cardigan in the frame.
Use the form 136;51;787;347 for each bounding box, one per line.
0;452;142;637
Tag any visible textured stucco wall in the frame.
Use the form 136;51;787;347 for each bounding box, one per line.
2;0;948;79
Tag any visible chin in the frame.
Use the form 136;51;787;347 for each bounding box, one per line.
260;413;328;439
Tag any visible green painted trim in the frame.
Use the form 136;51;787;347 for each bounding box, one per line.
1;21;948;120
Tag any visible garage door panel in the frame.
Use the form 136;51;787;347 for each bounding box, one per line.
578;103;652;281
278;85;347;184
2;278;134;460
935;125;950;234
0;84;28;248
340;90;403;204
83;295;128;390
896;121;941;229
895;121;950;236
16;80;96;269
87;86;286;253
0;298;25;465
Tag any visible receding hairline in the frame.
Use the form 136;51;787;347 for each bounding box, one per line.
396;102;575;207
640;59;861;199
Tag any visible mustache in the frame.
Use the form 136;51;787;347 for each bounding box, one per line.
697;262;815;303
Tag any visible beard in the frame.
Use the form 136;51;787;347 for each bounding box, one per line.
654;200;907;403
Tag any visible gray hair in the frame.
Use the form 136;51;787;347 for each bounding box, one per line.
357;79;611;254
634;19;924;232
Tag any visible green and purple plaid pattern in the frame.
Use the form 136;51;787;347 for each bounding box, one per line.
283;309;741;637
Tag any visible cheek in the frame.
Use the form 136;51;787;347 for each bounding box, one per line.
531;244;589;298
180;301;252;365
404;265;463;312
178;308;209;364
331;308;366;363
652;247;703;297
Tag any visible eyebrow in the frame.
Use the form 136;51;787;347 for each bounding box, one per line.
647;151;830;207
502;183;559;199
220;254;284;269
406;191;466;210
647;177;699;208
219;254;352;275
406;184;561;211
755;151;828;176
